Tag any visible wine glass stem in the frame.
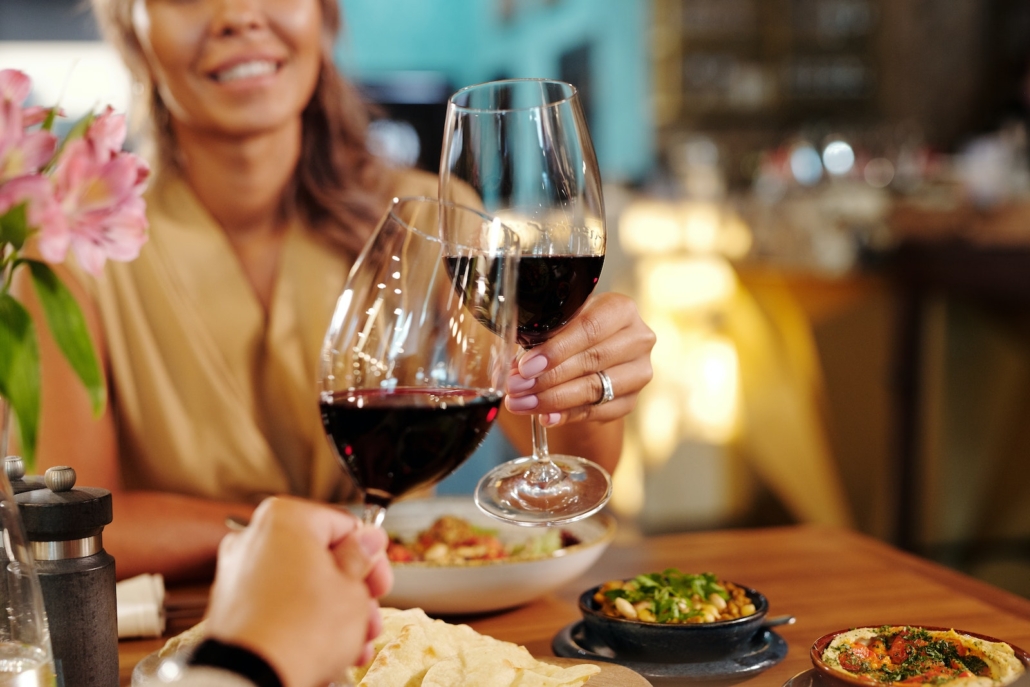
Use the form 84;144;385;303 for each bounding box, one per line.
527;414;563;485
363;503;386;528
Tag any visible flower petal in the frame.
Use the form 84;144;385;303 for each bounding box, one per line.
85;107;126;161
0;70;31;105
69;236;109;276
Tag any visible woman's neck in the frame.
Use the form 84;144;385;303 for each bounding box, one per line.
172;121;301;238
171;121;302;311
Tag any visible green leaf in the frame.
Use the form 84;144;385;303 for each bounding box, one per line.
0;294;40;468
64;111;95;143
0;203;31;251
41;107;57;132
26;261;105;415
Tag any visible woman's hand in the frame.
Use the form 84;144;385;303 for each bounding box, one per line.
505;292;655;427
204;497;392;687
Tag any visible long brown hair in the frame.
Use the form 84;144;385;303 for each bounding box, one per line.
91;0;389;257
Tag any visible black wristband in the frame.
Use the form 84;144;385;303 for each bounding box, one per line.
188;639;284;687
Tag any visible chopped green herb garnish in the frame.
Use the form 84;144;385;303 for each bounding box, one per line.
602;569;729;624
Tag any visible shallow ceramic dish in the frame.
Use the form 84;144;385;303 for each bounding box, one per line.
810;626;1030;686
380;496;615;615
577;581;768;662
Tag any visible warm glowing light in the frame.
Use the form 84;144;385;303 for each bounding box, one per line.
681;203;721;253
638;386;682;467
619;199;754;262
682;335;739;443
644;315;687;379
638;256;737;313
619;202;683;255
717;213;753;259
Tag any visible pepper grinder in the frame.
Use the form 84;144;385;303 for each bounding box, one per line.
15;465;118;687
4;455;45;494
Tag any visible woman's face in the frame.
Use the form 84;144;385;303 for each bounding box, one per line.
132;0;323;137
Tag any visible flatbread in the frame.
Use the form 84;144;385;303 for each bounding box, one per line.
352;608;599;687
154;608;601;687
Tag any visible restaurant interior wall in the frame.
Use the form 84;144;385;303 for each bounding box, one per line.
640;0;1030;599
338;0;654;182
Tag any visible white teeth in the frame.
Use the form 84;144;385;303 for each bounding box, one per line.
214;60;277;82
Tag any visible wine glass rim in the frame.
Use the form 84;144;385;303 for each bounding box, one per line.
447;78;578;114
388;196;520;255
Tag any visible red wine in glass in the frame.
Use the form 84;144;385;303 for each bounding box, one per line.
444;254;603;347
321;388;502;510
318;197;519;527
514;254;604;348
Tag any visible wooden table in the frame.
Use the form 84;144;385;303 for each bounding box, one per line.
118;525;1030;686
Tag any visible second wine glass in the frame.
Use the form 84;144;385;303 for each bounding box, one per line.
319;197;520;527
440;78;612;525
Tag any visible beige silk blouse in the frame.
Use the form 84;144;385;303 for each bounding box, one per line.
81;171;435;504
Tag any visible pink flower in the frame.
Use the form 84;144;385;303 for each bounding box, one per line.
0;174;68;260
49;107;150;275
0;69;31;103
0;70;57;182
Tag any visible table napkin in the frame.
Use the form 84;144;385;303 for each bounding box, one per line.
116;573;166;638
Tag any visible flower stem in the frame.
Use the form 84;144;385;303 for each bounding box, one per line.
0;249;20;296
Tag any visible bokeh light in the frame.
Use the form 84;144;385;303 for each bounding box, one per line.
822;140;856;176
789;144;823;186
863;157;895;188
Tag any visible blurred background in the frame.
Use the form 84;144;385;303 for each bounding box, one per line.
3;0;1030;598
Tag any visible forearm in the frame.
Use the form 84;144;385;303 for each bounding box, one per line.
498;411;624;475
107;491;255;582
547;418;623;475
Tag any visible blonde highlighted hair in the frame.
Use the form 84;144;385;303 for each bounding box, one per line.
91;0;389;257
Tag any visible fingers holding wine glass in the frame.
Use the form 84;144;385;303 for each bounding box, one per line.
504;292;656;424
330;524;393;598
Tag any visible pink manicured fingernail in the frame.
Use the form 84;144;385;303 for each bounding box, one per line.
519;354;548;378
540;412;561;426
507;374;535;394
506;394;539;412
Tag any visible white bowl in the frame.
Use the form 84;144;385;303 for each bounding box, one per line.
380;496;615;615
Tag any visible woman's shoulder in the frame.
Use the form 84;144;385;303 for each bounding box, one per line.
384;167;439;199
383;167;483;210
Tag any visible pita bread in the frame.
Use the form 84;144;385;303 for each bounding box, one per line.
352;608;599;687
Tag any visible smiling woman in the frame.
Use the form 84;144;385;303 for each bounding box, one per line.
130;0;324;137
27;0;652;585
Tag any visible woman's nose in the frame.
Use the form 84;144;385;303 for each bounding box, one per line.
209;0;267;36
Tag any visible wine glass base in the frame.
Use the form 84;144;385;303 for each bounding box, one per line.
474;455;612;526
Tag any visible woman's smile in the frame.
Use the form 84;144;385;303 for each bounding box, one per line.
135;0;322;136
208;57;281;83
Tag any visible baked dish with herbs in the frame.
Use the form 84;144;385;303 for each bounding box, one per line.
818;626;1026;686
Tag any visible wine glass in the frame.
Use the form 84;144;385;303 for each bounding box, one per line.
0;457;56;685
319;197;520;527
440;78;611;525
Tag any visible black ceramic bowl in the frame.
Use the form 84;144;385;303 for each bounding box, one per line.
578;582;769;663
